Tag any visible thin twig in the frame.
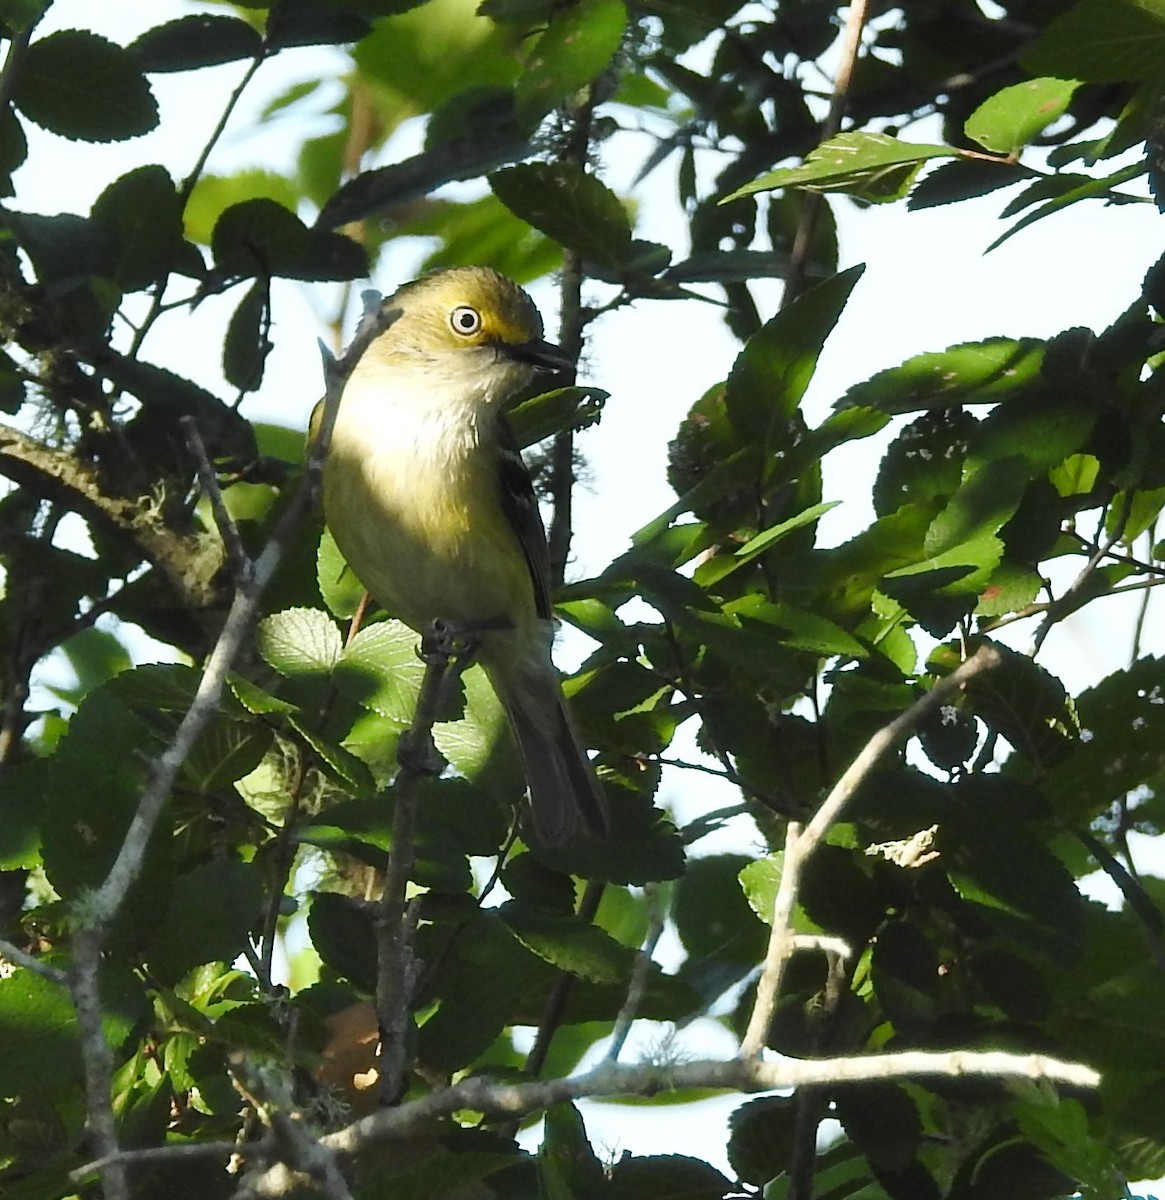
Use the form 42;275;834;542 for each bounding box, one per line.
71;930;127;1200
780;0;870;307
182;416;248;578
739;646;1001;1058
607;884;665;1062
0;936;65;983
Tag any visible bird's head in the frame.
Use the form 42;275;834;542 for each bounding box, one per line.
357;266;571;403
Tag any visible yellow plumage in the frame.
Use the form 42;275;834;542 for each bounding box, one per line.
320;267;607;845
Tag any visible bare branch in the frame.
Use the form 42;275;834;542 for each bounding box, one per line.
232;1046;1097;1194
0;936;66;983
607;883;665;1062
740;646;1001;1058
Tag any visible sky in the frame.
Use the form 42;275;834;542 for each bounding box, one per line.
11;0;1165;1182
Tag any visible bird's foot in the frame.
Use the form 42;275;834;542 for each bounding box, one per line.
418;616;513;666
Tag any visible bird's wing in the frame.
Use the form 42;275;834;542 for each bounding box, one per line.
495;415;553;622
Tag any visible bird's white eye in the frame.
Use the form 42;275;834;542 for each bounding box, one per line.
449;305;482;336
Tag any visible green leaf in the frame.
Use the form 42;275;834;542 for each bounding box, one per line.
738;855;782;925
90;165;184;291
1023;0;1165;83
841;337;1046;414
674;854;769;1002
958;641;1080;768
433;661;508;781
507;385;606;448
318;526;367;619
13;29;158;142
222;281;270;392
40;689;158;899
725;265;863;451
695;502;838;586
609;1155;735;1200
333;619;425;723
1042;656;1165;822
500;901;635;982
308;891;378;993
148;860;264;983
871;918;940;1035
491;161;633;270
0;757;44;869
266;0;372;48
130;14;263;72
212;198;366;280
727;1096;796;1186
540;1103;607;1200
257;607;343;676
908;158;1034;210
184;170;303;246
184;718;273;792
922;457;1030;558
964;78;1081;156
834;1083;923;1173
0;970;81;1103
516;0;627;126
723;132;957;204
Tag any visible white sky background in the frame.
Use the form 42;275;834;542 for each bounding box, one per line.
13;0;1165;1183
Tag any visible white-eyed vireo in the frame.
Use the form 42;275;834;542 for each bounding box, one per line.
320;266;608;845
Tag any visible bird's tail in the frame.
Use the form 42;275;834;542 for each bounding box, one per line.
484;655;609;846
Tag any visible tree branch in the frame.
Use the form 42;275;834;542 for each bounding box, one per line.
740;645;1001;1058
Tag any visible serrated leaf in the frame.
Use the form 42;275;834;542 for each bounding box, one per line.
1023;0;1165;83
723;132;957;204
148;860;263;983
257;607;342;676
959;641;1079;768
184;719;273;792
609;1155;734;1200
841;337;1046;414
290;716;378;796
727;1096;796;1186
432;662;508;783
228;674;297;715
333;619;425;722
500;901;634;982
516;0;626;126
317;526;367;619
725;265;863;451
695;502;838;586
540;1103;606;1200
91;165;184;291
0;970;81;1104
908;158;1033;210
738;856;783;925
965;78;1081;156
491;161;633;270
223;281;270;392
13;29;158;142
130;14;263;72
507;385;606;448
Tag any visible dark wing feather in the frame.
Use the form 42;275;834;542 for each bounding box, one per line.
495;415;553;621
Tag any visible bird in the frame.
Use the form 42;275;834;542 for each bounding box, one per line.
319;266;608;846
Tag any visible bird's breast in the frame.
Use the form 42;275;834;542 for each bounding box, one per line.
323;377;537;639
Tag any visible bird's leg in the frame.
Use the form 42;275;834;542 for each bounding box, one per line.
397;616;513;775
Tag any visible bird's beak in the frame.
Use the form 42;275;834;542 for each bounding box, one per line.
505;337;573;374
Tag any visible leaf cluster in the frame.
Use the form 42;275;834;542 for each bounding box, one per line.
2;2;1165;1199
